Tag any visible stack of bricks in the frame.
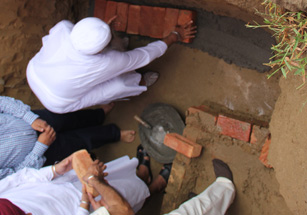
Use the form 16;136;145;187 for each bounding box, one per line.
94;0;196;43
185;105;273;168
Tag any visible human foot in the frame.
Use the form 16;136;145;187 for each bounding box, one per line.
149;163;172;194
136;145;152;185
120;130;136;143
212;159;233;182
101;102;115;114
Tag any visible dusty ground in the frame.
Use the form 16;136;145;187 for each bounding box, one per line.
94;37;284;214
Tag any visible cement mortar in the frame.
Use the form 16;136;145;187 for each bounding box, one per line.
188;9;275;72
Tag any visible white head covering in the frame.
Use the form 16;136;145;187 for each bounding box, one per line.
70;17;111;55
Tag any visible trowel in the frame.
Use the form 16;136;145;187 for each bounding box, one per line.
134;115;168;144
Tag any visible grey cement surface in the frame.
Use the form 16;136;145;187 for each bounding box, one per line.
189;9;275;72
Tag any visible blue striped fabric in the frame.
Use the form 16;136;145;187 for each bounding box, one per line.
0;96;48;179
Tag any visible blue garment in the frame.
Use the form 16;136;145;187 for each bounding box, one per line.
0;96;48;179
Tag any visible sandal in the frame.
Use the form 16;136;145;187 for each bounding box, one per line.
142;71;160;87
136;145;153;185
159;163;172;184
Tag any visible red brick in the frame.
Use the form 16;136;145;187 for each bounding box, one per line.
164;133;202;158
114;2;129;32
250;125;270;145
259;134;272;168
163;8;179;38
94;0;107;20
150;7;166;38
139;6;154;37
186;105;218;117
216;115;251;142
103;1;117;23
126;5;141;35
177;9;197;43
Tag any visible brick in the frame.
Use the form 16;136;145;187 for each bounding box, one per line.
150;7;166;38
177;9;197;43
94;0;107;20
164;133;202;158
163;8;179;37
139;6;154;37
103;1;117;23
126;5;141;35
250;125;258;144
72;150;99;197
186;105;218;117
114;2;129;32
259;134;272;168
250;125;270;146
216;115;251;142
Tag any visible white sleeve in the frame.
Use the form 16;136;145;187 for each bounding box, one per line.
90;207;110;215
77;207;90;215
102;40;167;78
0;166;53;193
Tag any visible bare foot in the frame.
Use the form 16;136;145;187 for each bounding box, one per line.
120;130;136;143
137;156;151;184
101;102;115;114
149;175;167;194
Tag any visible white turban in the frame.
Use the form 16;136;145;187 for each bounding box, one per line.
70;17;111;55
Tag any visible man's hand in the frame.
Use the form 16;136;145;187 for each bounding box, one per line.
37;125;56;146
83;160;108;184
54;154;73;175
31;118;49;132
175;20;197;42
88;192;105;211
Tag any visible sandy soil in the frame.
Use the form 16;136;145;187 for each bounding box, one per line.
269;73;307;214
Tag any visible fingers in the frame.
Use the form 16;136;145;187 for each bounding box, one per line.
183;20;193;28
88;193;102;210
32;119;49;132
107;15;117;25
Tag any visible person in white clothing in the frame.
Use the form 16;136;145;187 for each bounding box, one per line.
0;154;150;215
166;159;235;215
27;17;197;114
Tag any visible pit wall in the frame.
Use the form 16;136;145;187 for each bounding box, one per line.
269;74;307;215
0;0;88;108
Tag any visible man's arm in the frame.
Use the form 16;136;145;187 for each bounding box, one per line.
0;96;38;123
0;96;49;132
88;177;134;215
83;160;134;215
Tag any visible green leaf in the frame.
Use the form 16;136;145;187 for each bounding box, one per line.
293;28;300;35
294;68;304;75
267;67;281;79
281;66;287;78
284;60;293;71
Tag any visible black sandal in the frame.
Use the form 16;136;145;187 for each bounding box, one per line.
159;163;172;183
136;145;153;185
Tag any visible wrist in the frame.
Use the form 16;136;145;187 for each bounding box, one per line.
171;31;181;41
52;163;63;177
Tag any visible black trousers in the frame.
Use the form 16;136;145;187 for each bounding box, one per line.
33;109;120;166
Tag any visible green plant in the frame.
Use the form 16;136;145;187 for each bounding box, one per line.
246;0;307;88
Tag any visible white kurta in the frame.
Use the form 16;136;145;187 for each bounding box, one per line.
0;156;149;215
27;20;168;113
167;177;235;215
